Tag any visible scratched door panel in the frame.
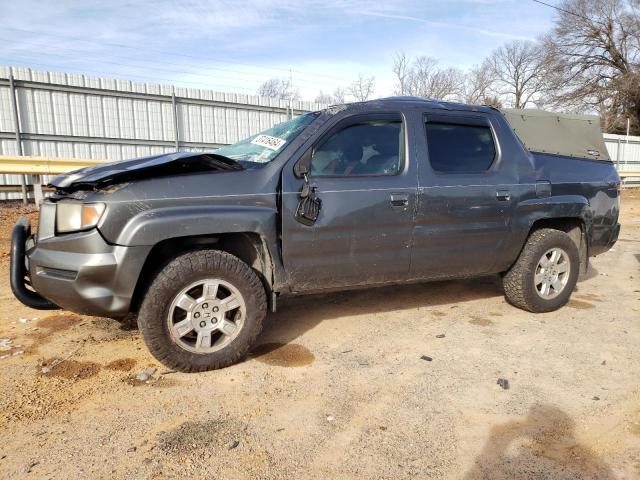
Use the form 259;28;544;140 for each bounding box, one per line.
280;110;419;291
309;178;416;288
411;111;519;279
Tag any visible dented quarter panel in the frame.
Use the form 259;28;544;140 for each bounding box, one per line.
525;152;620;256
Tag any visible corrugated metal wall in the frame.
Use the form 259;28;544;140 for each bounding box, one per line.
2;66;639;200
604;133;640;172
0;66;325;199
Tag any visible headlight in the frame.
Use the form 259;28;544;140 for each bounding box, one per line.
56;203;106;233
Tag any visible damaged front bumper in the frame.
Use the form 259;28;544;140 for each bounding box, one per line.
9;217;151;317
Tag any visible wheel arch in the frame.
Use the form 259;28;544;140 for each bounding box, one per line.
510;195;591;274
129;232;274;313
529;217;587;272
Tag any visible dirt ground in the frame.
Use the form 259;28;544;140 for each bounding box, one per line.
0;191;639;480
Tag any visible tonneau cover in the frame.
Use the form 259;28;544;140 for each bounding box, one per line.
500;108;610;161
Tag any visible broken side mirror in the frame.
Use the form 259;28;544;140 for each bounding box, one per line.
294;149;321;226
295;173;321;226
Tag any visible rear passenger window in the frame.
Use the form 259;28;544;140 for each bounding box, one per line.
425;122;496;173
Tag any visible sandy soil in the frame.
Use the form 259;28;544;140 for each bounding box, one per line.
0;191;639;479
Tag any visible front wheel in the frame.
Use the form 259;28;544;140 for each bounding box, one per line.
137;250;266;372
502;228;579;312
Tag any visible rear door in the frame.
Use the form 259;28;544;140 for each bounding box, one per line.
410;110;518;279
281;112;418;290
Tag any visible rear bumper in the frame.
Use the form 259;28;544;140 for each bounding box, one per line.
589;222;621;256
607;223;620;249
10;218;151;317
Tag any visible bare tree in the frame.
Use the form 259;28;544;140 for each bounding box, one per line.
409;57;465;100
315;87;347;104
332;87;346;104
543;0;640;134
393;52;411;95
462;65;495;105
257;78;300;100
315;91;333;104
484;40;552;109
392;54;464;100
348;74;376;102
387;0;639;131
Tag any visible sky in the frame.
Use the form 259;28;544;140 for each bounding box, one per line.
0;0;558;101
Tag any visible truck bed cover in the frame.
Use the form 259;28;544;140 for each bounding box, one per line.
501;108;610;161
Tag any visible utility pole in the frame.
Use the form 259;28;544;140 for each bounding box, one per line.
622;117;630;166
8;69;28;204
288;68;293;120
171;87;180;151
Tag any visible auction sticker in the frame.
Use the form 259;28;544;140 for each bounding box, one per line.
251;134;286;151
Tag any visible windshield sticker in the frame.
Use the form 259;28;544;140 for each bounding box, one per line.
251;134;286;151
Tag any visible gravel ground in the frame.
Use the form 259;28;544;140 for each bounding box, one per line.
0;191;639;479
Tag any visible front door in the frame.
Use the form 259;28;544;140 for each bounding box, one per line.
281;113;418;291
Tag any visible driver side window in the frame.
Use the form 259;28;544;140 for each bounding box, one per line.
310;121;403;177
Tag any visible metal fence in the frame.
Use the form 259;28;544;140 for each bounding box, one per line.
604;133;640;172
0;66;325;200
1;66;639;200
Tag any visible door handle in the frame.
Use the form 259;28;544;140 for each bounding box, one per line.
390;193;409;207
496;190;511;202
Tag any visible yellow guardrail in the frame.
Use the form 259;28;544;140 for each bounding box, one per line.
0;155;108;175
0;154;638;184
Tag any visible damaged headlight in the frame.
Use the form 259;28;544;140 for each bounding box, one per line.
56;203;106;233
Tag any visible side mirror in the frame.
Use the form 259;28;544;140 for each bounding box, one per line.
295;180;321;226
293;149;321;225
294;149;312;178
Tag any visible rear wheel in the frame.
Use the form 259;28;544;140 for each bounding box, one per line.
137;250;266;372
502;228;579;312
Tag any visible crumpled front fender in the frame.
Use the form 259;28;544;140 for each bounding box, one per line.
112;204;278;247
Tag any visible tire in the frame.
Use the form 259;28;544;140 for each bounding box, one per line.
137;249;266;372
502;228;579;313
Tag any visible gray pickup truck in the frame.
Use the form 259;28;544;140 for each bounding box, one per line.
10;97;620;372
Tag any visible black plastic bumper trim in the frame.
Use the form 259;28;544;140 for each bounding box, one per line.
608;223;621;249
10;217;60;310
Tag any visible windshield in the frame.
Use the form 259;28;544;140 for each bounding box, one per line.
214;112;319;166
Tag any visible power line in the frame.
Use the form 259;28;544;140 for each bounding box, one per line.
2;46;340;96
1;36;346;97
2;26;346;83
1;44;262;86
530;0;591;21
2;59;258;92
3;58;335;103
0;35;339;88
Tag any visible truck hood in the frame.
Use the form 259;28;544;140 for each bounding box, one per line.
49;151;243;192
